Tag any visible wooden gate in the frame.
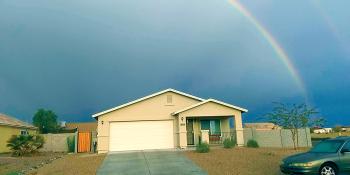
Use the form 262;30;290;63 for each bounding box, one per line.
78;132;91;153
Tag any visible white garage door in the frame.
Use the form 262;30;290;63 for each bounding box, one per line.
109;120;174;152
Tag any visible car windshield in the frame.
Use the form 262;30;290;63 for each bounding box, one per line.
310;140;345;153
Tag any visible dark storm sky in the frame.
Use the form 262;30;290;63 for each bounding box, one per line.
1;0;350;126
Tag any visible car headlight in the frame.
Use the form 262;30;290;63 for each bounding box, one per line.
290;162;314;167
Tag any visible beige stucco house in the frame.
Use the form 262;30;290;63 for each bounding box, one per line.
93;89;248;153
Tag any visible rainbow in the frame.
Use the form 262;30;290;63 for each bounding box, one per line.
228;0;308;98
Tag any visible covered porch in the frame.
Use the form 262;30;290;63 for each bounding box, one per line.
186;116;236;146
172;99;247;148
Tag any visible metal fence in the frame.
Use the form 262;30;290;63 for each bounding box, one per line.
208;132;236;144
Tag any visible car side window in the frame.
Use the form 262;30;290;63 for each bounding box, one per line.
342;141;350;151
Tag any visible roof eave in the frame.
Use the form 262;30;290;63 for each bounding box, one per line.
92;88;204;118
172;99;248;115
0;123;37;130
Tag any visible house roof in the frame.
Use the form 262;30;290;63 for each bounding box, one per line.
0;113;37;129
172;98;248;115
65;122;97;132
92;88;205;118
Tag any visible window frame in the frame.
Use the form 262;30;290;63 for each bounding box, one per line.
20;130;29;135
200;119;221;135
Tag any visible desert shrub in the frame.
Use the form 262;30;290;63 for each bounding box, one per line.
247;139;259;148
223;138;236;148
67;135;75;153
196;142;210;153
6;135;45;156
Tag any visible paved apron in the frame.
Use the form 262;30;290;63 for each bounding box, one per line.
97;151;207;175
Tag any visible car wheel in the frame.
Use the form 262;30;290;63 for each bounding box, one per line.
319;163;337;175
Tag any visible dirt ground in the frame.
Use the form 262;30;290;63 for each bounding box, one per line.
185;147;306;175
0;152;64;175
28;153;106;175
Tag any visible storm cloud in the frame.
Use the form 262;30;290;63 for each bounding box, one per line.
1;0;350;125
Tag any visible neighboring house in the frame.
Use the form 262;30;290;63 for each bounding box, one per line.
244;122;281;130
324;128;333;133
0;113;37;153
64;122;97;132
93;88;248;153
313;128;327;134
340;126;350;132
313;128;333;134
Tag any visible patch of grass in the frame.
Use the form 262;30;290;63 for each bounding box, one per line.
262;152;275;156
311;132;350;139
247;139;259;148
196;142;210;153
6;172;20;175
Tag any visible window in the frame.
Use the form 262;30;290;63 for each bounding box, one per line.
310;140;344;153
166;95;173;104
20;130;29;135
342;141;350;150
200;119;221;134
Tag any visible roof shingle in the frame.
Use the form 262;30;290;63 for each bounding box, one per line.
0;113;37;129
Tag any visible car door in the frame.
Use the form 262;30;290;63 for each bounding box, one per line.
339;141;350;172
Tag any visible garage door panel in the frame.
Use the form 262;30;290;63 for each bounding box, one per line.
109;120;174;151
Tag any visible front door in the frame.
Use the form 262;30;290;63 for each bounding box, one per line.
186;119;194;145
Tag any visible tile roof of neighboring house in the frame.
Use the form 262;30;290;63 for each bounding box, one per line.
65;122;97;132
0;113;37;129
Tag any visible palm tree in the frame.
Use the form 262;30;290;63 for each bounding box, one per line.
7;135;45;156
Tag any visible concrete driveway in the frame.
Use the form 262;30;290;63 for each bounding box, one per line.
97;151;207;175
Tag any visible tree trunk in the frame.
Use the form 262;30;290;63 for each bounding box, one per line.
291;129;297;150
296;128;299;149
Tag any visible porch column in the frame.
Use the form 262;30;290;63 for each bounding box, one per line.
178;114;187;148
234;113;244;146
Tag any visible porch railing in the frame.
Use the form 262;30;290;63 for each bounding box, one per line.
206;132;236;145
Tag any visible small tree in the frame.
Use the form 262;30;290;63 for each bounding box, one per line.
266;103;324;150
33;109;60;134
7;135;45;156
223;138;236;148
247;139;259;148
196;142;210;153
333;125;342;133
67;135;75;153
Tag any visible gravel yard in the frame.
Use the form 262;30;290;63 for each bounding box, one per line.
185;147;306;175
29;153;106;175
0;152;64;175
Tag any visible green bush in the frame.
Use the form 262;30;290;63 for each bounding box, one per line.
67;135;75;153
6;135;45;156
223;138;236;148
196;142;210;153
247;139;259;148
